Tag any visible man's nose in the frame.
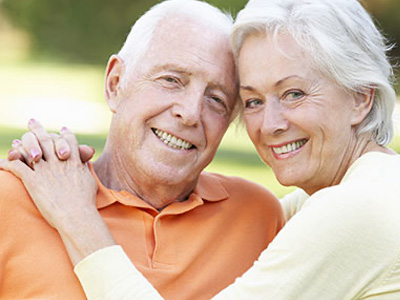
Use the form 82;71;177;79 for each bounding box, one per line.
171;91;203;127
260;99;289;136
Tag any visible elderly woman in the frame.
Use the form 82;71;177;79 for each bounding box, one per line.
2;0;400;299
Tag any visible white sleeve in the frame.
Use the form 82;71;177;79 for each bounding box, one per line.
74;245;163;300
279;188;309;221
211;187;396;300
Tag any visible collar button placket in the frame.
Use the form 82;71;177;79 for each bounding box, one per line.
151;215;162;267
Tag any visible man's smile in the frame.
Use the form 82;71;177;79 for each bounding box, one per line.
152;128;195;150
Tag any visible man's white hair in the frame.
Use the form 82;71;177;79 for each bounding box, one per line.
231;0;396;145
118;0;233;88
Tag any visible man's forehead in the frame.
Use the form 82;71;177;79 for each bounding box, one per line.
137;15;237;92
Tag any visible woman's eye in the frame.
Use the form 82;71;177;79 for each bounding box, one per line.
284;90;304;101
244;99;263;109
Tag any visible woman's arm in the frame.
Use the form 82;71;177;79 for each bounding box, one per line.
1;120;165;299
1;120;115;266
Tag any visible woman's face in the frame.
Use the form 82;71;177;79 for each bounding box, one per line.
238;33;364;194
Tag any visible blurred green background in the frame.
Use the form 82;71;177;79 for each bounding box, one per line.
0;0;399;197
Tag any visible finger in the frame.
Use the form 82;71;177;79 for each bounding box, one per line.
0;158;33;180
27;119;57;162
21;132;43;164
11;139;30;164
49;133;60;141
7;149;23;161
60;127;80;161
78;145;95;163
54;136;71;161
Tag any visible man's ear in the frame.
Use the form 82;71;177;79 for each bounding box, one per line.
351;87;375;126
105;55;125;113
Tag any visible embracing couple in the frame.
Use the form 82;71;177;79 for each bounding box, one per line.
1;0;399;299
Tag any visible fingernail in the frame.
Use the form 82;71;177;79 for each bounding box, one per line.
28;118;36;125
60;127;69;134
58;147;67;156
12;139;21;146
30;149;40;159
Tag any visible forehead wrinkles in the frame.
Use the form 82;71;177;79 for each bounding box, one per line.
137;15;236;97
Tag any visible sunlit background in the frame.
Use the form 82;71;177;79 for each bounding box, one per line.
0;0;399;197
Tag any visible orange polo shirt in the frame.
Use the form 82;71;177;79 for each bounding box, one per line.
0;167;284;300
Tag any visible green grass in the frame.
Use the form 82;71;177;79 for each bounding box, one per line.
0;126;107;157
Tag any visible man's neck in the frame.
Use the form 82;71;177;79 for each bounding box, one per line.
92;153;198;211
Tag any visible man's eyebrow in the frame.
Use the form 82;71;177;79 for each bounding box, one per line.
150;64;193;76
150;64;235;98
209;83;236;99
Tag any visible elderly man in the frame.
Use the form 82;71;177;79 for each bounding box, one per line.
0;0;284;299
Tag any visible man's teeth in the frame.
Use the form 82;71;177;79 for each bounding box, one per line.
272;139;307;155
154;129;193;150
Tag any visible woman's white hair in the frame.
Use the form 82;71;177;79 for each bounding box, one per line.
117;0;233;88
231;0;396;145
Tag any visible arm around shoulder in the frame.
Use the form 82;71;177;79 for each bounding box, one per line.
75;245;163;300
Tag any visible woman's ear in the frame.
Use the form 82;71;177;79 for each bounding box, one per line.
351;87;375;126
105;55;125;113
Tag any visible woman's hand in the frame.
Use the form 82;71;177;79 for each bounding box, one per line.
1;120;98;227
7;119;95;167
0;120;116;265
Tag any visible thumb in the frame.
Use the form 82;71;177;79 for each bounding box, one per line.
78;145;95;163
0;159;33;181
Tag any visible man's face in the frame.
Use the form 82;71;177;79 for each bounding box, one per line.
108;17;237;188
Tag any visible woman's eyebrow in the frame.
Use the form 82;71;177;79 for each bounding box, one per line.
240;75;303;91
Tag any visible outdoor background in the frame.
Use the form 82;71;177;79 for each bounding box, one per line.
0;0;399;197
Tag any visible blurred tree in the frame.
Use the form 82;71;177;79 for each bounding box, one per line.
364;0;400;78
1;0;158;64
1;0;246;65
1;0;398;69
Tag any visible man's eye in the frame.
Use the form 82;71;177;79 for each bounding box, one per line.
211;96;223;104
244;99;263;109
162;76;179;84
206;95;228;115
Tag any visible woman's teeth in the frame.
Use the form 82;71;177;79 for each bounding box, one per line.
153;128;193;150
272;139;307;155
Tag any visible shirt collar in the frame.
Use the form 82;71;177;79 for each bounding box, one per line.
91;164;228;213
